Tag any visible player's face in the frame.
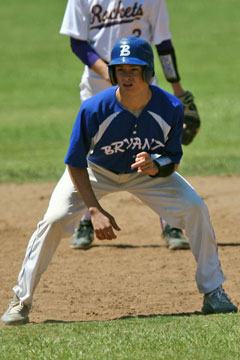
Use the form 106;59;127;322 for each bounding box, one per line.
115;64;146;91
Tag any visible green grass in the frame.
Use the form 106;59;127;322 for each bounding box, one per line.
156;0;240;176
0;0;80;182
1;314;240;360
1;1;240;358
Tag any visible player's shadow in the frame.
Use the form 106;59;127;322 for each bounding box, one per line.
36;311;203;326
81;243;164;249
114;311;204;320
74;242;240;250
217;243;240;247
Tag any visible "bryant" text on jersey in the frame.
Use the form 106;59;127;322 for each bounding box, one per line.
90;1;143;29
101;137;164;155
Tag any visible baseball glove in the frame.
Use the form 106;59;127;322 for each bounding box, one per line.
178;91;200;145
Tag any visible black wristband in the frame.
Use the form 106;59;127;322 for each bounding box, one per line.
150;161;175;178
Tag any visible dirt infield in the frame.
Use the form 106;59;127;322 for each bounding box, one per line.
0;175;240;325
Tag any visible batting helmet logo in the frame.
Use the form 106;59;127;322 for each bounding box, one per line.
108;36;155;85
119;45;131;57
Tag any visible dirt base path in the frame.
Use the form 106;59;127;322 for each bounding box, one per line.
0;175;239;325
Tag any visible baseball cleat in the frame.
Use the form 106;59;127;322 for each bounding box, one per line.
202;286;238;314
162;224;190;250
70;220;94;249
1;294;30;325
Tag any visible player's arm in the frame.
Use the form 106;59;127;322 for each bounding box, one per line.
130;105;183;177
155;39;201;145
91;59;110;82
155;39;184;97
67;165;120;240
132;102;184;176
70;38;110;82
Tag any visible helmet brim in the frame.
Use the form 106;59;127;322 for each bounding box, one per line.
108;57;148;67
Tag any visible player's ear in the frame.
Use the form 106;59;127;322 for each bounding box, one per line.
108;66;117;85
143;66;155;84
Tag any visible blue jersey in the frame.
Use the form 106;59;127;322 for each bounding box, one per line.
65;85;184;173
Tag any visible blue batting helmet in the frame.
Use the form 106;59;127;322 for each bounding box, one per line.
108;36;154;85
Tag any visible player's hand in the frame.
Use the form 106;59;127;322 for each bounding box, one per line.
131;152;159;176
89;207;121;240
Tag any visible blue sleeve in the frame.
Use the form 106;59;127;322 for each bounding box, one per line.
64;107;93;168
70;38;100;67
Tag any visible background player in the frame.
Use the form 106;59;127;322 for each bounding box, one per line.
2;37;236;325
60;0;200;250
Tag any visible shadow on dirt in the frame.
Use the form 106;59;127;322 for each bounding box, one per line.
36;311;203;325
74;242;240;251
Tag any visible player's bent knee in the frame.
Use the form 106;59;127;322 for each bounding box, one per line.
187;193;207;214
44;207;70;225
44;207;79;238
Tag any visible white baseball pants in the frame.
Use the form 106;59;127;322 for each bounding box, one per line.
13;162;226;305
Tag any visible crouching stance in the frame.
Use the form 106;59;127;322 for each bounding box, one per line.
2;37;237;325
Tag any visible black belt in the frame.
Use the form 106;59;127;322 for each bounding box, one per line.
106;168;129;175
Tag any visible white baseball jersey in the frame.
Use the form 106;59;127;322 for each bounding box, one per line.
60;0;171;62
60;0;172;100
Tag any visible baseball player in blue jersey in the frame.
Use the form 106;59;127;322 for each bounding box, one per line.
60;0;201;250
2;37;236;326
